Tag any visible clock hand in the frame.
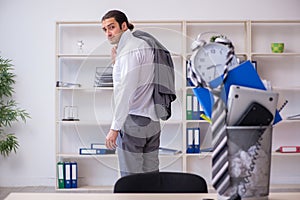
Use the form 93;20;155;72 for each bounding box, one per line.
207;65;216;70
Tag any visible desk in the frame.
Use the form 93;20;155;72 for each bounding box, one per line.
4;193;300;200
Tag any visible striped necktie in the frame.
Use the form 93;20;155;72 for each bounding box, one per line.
210;85;230;195
187;36;236;196
210;38;235;196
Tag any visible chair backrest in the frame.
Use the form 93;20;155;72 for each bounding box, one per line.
113;172;208;193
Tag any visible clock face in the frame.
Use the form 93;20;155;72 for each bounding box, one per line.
191;42;238;84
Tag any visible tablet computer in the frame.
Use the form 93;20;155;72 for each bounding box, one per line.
226;85;279;126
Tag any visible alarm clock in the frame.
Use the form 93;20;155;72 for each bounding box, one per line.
188;35;239;87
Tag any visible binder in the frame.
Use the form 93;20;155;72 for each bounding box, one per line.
186;128;194;153
194;128;200;153
79;147;115;155
71;162;78;188
186;94;193;120
64;162;72;188
192;87;213;118
159;147;182;155
192;95;200;120
278;146;300;153
91;143;107;149
57;162;65;189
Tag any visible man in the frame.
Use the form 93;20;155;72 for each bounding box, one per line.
101;10;161;177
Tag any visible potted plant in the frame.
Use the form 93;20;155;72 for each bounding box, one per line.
0;56;30;157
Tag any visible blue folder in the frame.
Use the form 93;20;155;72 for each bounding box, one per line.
64;162;72;188
192;60;282;124
71;162;78;188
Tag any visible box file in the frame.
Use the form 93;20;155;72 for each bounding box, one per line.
194;128;200;153
79;147;115;155
186;128;201;153
278;146;300;153
71;162;77;188
57;162;65;189
64;162;72;188
192;95;200;120
186;94;193;120
159;147;182;155
186;128;194;153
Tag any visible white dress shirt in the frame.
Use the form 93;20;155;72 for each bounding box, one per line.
110;30;158;131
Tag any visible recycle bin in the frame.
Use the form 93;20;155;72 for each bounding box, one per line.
219;126;272;200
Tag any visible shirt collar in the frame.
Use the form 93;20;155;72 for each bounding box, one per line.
116;29;132;53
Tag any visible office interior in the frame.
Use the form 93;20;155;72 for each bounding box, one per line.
0;0;300;198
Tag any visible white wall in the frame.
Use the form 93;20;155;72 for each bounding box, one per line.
0;0;299;186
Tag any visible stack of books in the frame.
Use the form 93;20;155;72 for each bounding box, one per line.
79;143;115;155
159;147;182;155
94;67;113;87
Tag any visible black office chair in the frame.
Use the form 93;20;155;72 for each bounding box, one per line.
114;171;208;193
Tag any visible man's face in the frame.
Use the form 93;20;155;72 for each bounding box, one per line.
102;17;125;45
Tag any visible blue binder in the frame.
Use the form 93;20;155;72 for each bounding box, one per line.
186;128;194;153
64;162;72;188
194;128;201;153
71;162;78;188
192;95;200;120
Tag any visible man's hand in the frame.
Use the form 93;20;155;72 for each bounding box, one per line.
106;129;119;149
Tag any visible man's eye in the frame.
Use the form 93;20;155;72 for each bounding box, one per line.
109;25;115;30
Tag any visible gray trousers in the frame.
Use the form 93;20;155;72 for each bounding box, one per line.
117;114;161;177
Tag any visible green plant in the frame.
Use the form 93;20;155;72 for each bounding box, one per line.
0;56;30;157
210;35;225;42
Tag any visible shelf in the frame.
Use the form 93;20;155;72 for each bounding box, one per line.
251;20;300;24
185;152;300;158
57;54;111;58
57;153;117;159
57;120;185;126
251;53;300;57
277;119;300;124
56;120;111;126
186;152;212;158
160;120;184;125
58;153;185;159
56;185;113;192
186;120;210;124
272;152;300;157
56;20;300;190
272;86;300;91
56;87;113;91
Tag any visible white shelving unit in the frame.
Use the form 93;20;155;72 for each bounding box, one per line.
55;20;300;191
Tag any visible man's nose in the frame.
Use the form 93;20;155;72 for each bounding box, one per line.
106;30;112;37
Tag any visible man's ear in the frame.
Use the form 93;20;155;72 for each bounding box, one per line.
121;22;128;31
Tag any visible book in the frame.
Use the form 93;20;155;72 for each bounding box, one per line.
159;147;182;155
277;146;300;153
79;147;115;155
